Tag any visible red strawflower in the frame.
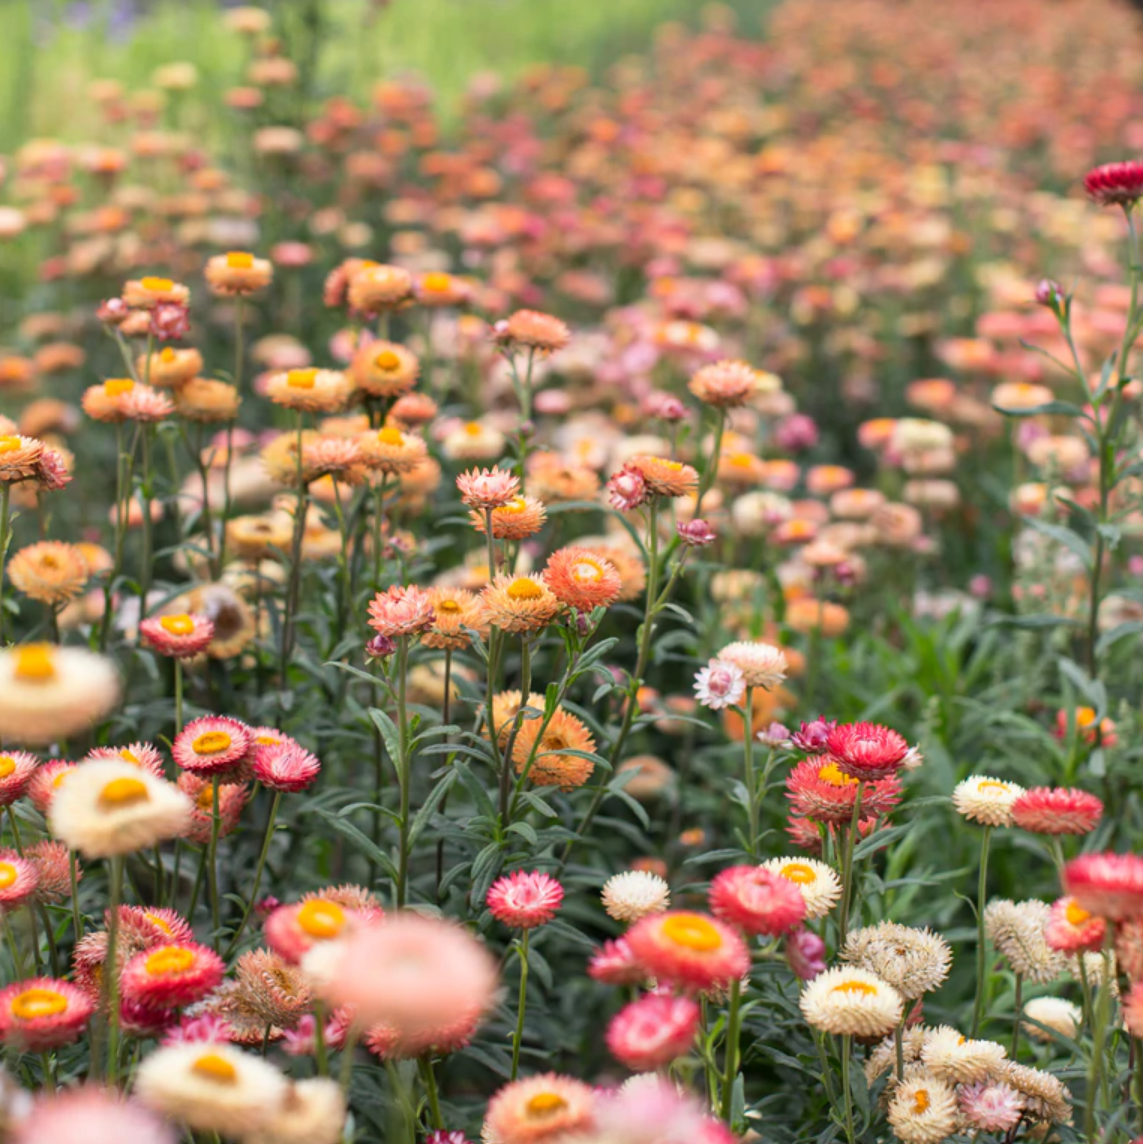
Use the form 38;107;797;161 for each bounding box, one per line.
120;942;225;1011
1084;161;1143;207
606;991;701;1071
826;722;909;780
0;750;38;806
1045;896;1106;953
1064;852;1143;921
486;870;563;930
0;978;93;1050
1011;787;1103;835
588;938;646;986
0;851;39;908
709;865;806;936
785;756;902;825
627;911;749;993
172;716;250;777
139;613;214;659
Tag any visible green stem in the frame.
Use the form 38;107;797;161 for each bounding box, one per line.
1011;973;1022;1058
499;637;531;827
741;689;758;858
104;854;124;1084
0;482;10;645
218;297;244;574
719;977;743;1123
208;776;222;949
510;928;530;1080
174;658;184;736
225;789;282;959
838;781;865;943
839;1034;856;1144
971;826;992;1037
419;1055;443;1130
280;411;309;683
395;636;411;908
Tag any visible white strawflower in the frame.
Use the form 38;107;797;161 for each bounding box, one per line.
866;1026;927;1085
716;640;788;689
800;966;903;1038
951;775;1024;827
886;1072;958;1144
920;1025;1006;1083
135;1043;289;1136
1022;996;1082;1042
601;871;670;923
759;857;842;919
842;923;952;1000
245;1078;347;1144
997;1061;1073;1124
49;760;192;859
984;900;1068;984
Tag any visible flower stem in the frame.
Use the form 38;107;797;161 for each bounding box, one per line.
510;928;530;1080
104;854;124;1084
174;658;184;735
838;781;865;943
0;482;10;645
1011;973;1023;1058
208;775;222;949
839;1033;856;1144
971;826;992;1037
395;636;411;908
419;1055;443;1130
741;689;758;858
719;977;743;1123
225;789;281;959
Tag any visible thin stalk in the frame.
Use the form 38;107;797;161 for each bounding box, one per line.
499;637;531;826
174;659;185;735
1011;973;1023;1058
207;776;222;949
838;781;866;942
225;789;282;959
104;855;124;1084
0;483;10;644
138;425;154;621
280;411;309;683
218;297;244;573
741;689;758;857
510;928;530;1080
719;977;743;1122
839;1034;856;1144
394;637;411;908
971;827;992;1037
419;1055;443;1130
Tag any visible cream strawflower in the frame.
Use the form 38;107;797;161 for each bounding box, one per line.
134;1043;289;1136
920;1025;1006;1082
0;644;120;746
886;1073;958;1144
244;1078;346;1144
759;857;842;919
866;1026;927;1085
716;641;788;689
800;966;903;1037
984;899;1068;984
841;923;952;1000
49;761;192;859
996;1061;1073;1124
951;775;1024;828
1022;996;1082;1042
601;872;671;923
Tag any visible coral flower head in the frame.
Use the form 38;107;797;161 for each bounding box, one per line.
456;466;521;510
543;546;622;611
1064;852;1143;920
172;716;250;777
626;910;749;993
367;584;436;639
486;870;564;929
709;865;806;936
826;722;910;780
140;613;215;659
484;1073;594;1144
121;942;226;1011
606;992;700;1072
0;977;94;1050
1011;787;1103;835
0;851;40;909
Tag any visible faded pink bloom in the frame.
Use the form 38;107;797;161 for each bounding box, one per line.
367;585;436;639
456;466;521;510
677;519;716;546
607;465;649;511
693;658;745;710
786;926;827;980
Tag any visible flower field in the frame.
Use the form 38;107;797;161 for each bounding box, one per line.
4;0;1143;1141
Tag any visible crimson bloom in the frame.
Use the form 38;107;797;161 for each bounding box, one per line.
0;978;94;1050
1083;160;1143;207
120;942;225;1011
486;870;563;930
826;722;909;780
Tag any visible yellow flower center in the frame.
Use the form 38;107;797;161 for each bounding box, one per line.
104;378;135;398
160;346;176;362
977;780;1009;793
145;912;174;934
464;422;483;437
0;757;15;778
377;427;404;446
438;599;462;613
141;276;174;292
572;559;603;583
226;251;254;269
1076;707;1097;728
160;614;195;636
196;786;216;810
422;272;451;292
256;735;280;746
499;497;528;515
526;1093;568;1118
191;1053;238;1084
120;749;140;764
287;368;318;390
818;762;857;787
296;899;346;939
660;459;683;471
0;435;21;453
11;988;67;1020
374;350;401;371
13;644;56;683
730;452;755;468
192;731;232;755
660;913;723;952
913;1090;931;1114
506;578;543;602
145;945;196;976
52;769;72;789
831;980;878;996
0;862;18;889
99;777;150;808
779;861;817;885
1066;901;1092;926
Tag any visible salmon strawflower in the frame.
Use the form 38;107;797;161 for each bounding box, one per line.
0;644;120;746
0;434;44;483
0;978;94;1050
266;368;350;414
688;359;772;408
786;757;902;826
952;775;1025;827
484;1073;594;1144
350;339;420;398
172;716;250;777
204;251;273;296
606;992;700;1072
486;870;564;929
709;865;806;936
180;776;249;845
511;706;597;789
139;346;203;387
26;761;76;815
140;613;215;659
121;942;226;1012
1011;787;1103;835
543;546;622;611
0;851;40;908
7;541;89;605
589;937;646;986
264;895;375;965
0;750;38;805
25;840;77;905
625;454;699;498
826;721;910;781
175;379;240;423
626;910;749;993
759;857;843;919
414;271;472;307
347;263;413;314
494;309;570;354
116;384;175;423
252;743;321;793
85;742;166;778
367;584;436;639
357;425;429;474
470;495;548;541
122;276;190;309
422;587;488;650
716;641;787;690
1064;852;1143;920
1045;896;1106;953
481;574;563;633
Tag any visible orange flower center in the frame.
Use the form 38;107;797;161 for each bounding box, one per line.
226;251;254;269
287;369;318;390
196;786;216;810
160;347;176;362
0;435;22;453
526;1093;568;1118
377;427;404;446
438;599;462;613
145;945;196;976
296;899;346;939
191;1052;238;1084
11;988;67;1020
422;272;451;292
1066;901;1092;926
572;559;603;583
729;452;755;468
192;731;232;755
104;378;135;398
977;780;1009;793
779;861;817;885
0;757;15;778
464;422;483;437
141;277;174;292
831;980;878;996
1076;707;1097;728
660;913;723;952
145;912;174;934
0;862;18;889
374;350;401;371
506;578;543;602
160;614;195;636
913;1090;931;1114
13;644;56;683
818;761;857;788
120;749;140;764
99;777;150;808
498;497;528;515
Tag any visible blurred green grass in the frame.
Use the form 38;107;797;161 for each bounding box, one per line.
0;0;770;149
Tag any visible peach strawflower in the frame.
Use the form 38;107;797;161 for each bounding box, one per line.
266;368;350;414
481;574;563;633
422;587;489;650
0;434;44;483
175;379;240;422
471;495;548;540
625;454;699;498
457;466;522;510
122;276;190;309
512;706;597;789
486;870;564;929
116;384;174;423
0;750;38;805
414;271;472;307
139;613;215;659
180;776;249;845
544;546;622;611
9;1085;176;1144
484;1073;595;1144
688;359;772;408
495;309;570;354
139;346;202;388
367;584;436;639
121;941;226;1011
204;251;273;296
357;425;429;474
172;716;250;777
716;640;788;689
7;541;89;605
0;851;40;908
0;977;94;1050
626;910;750;992
350;339;420;398
347;263;413;313
709;865;806;936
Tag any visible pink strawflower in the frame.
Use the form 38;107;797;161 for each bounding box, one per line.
457;466;521;510
486;870;564;929
26;760;76;814
367;584;436;639
1011;787;1103;835
1084;160;1143;207
785;757;902;826
775;413;820;452
957;1081;1025;1133
85;742;166;778
709;865;806;936
607;464;649;511
606;991;700;1071
677;519;717;547
592;1078;735;1144
253;743;321;792
10;1086;176;1144
791;718;836;753
0;977;94;1050
826;722;910;780
1045;895;1106;953
426;1134;470;1144
0;750;38;805
0;851;40;908
161;1012;233;1045
627;911;749;993
365;1007;482;1059
757;722;792;748
786;926;827;980
139;613;215;659
265;897;361;965
25;840;77;904
150;301;190;341
245;726;297;765
588;937;646;985
172;715;250;777
1064;852;1143;920
281;1009;351;1056
1125;982;1143;1038
693;658;746;710
120;941;225;1011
